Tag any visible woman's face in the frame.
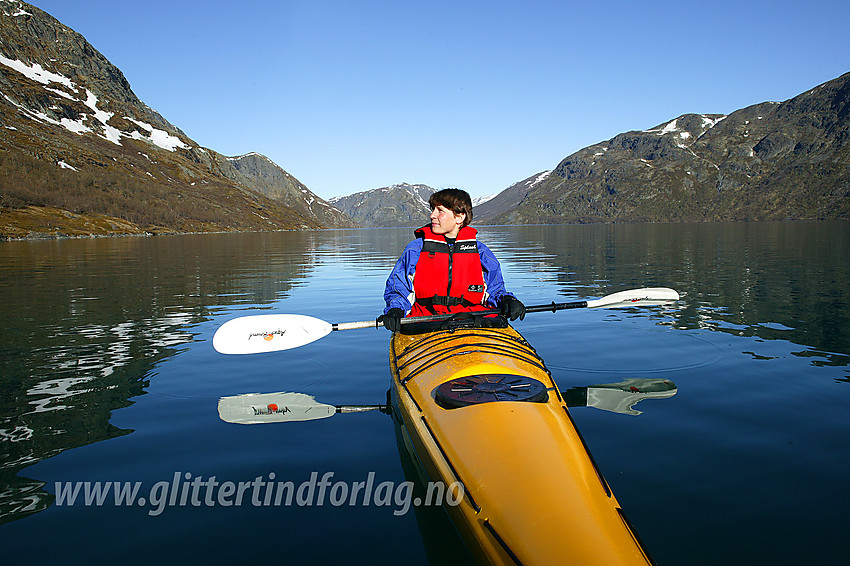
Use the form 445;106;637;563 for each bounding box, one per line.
430;204;466;239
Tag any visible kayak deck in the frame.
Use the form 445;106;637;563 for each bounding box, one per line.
389;324;653;566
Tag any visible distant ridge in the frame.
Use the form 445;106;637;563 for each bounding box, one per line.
330;183;435;227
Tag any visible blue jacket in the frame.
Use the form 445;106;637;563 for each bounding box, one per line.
383;236;513;314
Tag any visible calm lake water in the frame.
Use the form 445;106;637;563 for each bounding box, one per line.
1;222;848;565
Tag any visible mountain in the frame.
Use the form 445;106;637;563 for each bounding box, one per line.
483;72;850;224
0;1;354;239
4;2;845;237
329;182;435;227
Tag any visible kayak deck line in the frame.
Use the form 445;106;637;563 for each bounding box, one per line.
389;324;655;566
394;329;551;385
394;326;543;362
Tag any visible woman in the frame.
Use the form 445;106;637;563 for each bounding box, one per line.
378;188;525;332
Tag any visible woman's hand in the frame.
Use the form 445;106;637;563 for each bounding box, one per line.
377;308;404;332
500;296;526;321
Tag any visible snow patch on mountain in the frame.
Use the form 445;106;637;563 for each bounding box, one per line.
642;114;728;148
0;53;189;152
702;115;726;129
0;53;72;87
0;0;32;18
529;171;551;187
125;118;187;151
645;114;727;137
473;193;497;206
645;118;682;135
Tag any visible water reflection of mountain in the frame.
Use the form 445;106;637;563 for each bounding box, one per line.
480;222;850;365
0;232;319;523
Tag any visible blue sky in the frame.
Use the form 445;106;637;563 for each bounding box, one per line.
30;0;849;200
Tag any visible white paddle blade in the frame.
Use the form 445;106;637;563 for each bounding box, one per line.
586;378;678;416
587;287;679;309
218;392;336;424
212;314;333;354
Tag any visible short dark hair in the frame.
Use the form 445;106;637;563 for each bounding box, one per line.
429;188;473;227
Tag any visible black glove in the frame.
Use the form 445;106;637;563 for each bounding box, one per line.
500;296;526;321
377;308;404;332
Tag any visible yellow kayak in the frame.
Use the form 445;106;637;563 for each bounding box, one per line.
389;322;654;566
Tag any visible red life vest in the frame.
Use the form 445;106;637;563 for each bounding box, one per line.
409;225;488;316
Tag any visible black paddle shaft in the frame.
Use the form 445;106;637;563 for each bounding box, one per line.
396;300;589;325
525;300;589;313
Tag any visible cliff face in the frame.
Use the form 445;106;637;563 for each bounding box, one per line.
484;73;850;224
0;1;352;238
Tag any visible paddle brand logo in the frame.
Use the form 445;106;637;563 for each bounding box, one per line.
248;329;285;341
251;404;291;416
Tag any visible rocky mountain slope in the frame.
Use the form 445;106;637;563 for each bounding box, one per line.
329;182;435;227
0;1;353;238
483;72;849;224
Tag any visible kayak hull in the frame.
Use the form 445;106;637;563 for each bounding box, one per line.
389;324;653;566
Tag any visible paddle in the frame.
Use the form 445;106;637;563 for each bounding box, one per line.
218;392;386;424
562;377;678;416
218;377;677;424
212;287;679;355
